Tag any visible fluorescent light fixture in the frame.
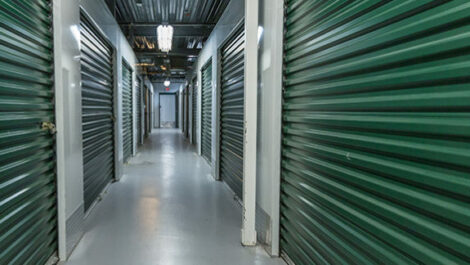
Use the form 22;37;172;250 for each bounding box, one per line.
164;80;171;87
136;0;143;6
157;25;174;52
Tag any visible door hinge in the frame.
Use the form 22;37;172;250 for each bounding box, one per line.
41;121;57;134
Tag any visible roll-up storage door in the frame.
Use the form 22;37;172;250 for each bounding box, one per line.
0;1;58;264
201;61;212;163
136;77;142;146
192;78;198;145
281;0;470;265
219;26;245;199
280;1;470;265
80;11;115;212
122;61;133;163
184;88;189;138
144;87;150;135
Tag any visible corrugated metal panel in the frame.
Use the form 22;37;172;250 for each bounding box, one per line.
201;60;212;163
281;1;470;265
116;0;230;24
219;25;244;199
192;78;198;145
122;61;133;163
184;88;189;138
145;86;151;136
80;11;115;212
136;77;142;145
0;1;57;264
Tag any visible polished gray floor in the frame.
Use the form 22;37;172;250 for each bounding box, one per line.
65;129;286;265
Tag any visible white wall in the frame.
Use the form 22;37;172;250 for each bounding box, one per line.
190;0;284;256
53;0;137;259
255;0;284;256
193;0;245;177
53;1;83;259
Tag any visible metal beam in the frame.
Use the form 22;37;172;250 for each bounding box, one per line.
122;24;213;37
130;35;201;39
136;49;200;57
119;23;215;28
148;77;187;84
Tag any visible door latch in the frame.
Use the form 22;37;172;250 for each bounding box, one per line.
41;121;57;134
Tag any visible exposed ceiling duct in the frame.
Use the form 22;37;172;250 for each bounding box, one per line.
107;0;230;79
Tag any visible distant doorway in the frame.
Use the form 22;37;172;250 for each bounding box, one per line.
159;93;177;128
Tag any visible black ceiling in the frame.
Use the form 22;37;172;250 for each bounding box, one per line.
106;0;230;82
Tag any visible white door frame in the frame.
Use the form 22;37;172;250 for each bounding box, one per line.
241;0;259;246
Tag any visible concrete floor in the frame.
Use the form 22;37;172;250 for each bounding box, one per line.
64;129;286;265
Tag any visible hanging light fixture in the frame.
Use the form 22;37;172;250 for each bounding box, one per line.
164;79;171;87
157;25;174;52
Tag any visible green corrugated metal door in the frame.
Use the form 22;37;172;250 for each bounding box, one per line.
122;61;132;163
80;12;115;212
219;26;245;199
201;61;212;163
136;77;142;146
184;88;189;138
0;1;58;264
281;1;470;265
192;78;197;145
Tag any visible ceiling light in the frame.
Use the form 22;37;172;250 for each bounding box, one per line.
164;80;171;87
136;0;143;7
157;25;174;52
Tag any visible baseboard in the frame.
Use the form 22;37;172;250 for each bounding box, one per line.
256;204;271;248
66;204;84;257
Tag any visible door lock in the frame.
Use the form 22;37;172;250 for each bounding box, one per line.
41;121;57;134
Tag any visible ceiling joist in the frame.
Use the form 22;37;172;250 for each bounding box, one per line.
110;0;230;78
136;48;200;57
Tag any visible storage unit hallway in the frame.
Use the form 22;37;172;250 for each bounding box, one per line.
63;130;285;265
2;0;470;265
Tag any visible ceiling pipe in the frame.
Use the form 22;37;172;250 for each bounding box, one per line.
119;23;215;28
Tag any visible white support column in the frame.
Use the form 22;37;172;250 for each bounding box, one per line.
270;0;285;256
53;0;85;260
53;1;67;259
242;0;259;246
